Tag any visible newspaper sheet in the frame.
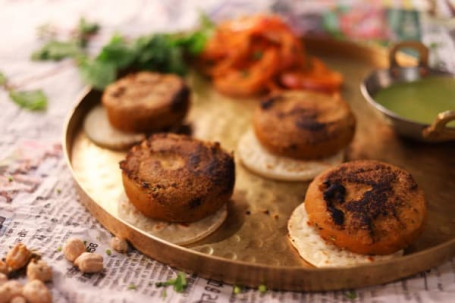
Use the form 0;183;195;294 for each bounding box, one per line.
1;0;455;302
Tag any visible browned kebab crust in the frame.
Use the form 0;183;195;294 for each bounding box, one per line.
102;72;190;133
253;90;356;160
119;133;235;223
304;160;427;255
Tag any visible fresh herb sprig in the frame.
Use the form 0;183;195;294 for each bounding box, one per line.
78;15;213;90
32;18;99;61
32;13;214;90
0;71;48;111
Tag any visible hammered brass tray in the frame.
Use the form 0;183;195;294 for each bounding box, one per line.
63;38;455;291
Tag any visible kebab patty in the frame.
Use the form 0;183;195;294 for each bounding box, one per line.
253;91;356;160
102;72;190;133
304;160;427;255
120;133;235;223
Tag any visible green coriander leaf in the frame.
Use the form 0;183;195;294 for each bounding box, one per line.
198;11;215;30
173;31;207;56
170;31;204;54
0;71;7;86
127;283;137;290
133;34;187;75
166;47;187;76
76;18;100;47
133;34;166;63
56;246;62;252
78;18;99;36
106;249;112;256
161;288;167;299
31;41;81;61
78;58;116;90
155;272;187;293
56;188;62;194
345;290;357;300
173;272;187;292
169;11;213;56
9;90;47;111
233;285;242;294
186;11;214;55
186;32;207;55
96;34;136;69
8;176;13;182
258;284;267;294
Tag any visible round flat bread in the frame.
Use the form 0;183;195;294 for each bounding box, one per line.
237;129;344;181
287;203;403;268
83;105;145;150
118;194;227;245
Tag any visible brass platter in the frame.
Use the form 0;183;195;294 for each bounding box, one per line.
63;38;455;291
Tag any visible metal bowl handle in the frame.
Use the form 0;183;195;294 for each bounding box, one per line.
389;41;429;74
423;110;455;141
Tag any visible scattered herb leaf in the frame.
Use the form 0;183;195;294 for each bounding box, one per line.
161;287;167;299
173;272;187;293
32;17;99;62
106;249;112;256
31;40;82;61
77;18;100;36
9;90;47;111
0;70;48;111
76;18;100;47
258;284;267;294
56;246;62;252
155;272;187;293
233;285;242;294
345;290;357;300
8;176;13;182
0;72;7;86
127;283;137;290
56;188;62;194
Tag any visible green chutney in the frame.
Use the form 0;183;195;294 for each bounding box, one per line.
374;76;455;125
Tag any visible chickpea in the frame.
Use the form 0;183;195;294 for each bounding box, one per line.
27;259;52;282
74;252;104;273
23;280;52;303
110;236;129;253
0;260;7;275
0;273;7;286
63;237;86;262
0;280;22;303
5;243;32;271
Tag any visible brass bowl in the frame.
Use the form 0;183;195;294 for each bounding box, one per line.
361;41;455;142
